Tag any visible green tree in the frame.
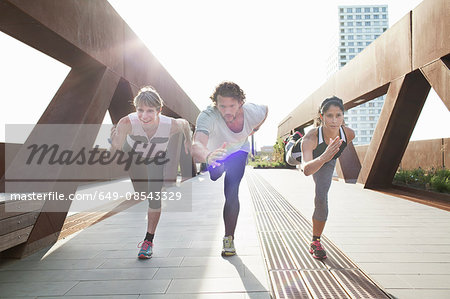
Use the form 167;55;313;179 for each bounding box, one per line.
273;138;286;164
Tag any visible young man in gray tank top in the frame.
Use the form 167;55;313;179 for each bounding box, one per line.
192;81;268;256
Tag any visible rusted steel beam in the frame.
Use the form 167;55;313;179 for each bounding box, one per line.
279;0;449;137
108;79;137;125
412;0;450;71
278;12;412;137
278;0;449;190
1;0;199;257
0;0;199;123
421;58;450;110
336;143;361;183
358;71;431;188
2;65;121;258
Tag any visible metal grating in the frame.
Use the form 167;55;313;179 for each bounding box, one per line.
287;211;313;231
247;171;391;299
253;198;266;213
281;231;326;270
301;270;350;299
322;240;359;270
260;231;297;270
331;269;391;298
271;211;297;231
256;211;278;232
270;271;312;299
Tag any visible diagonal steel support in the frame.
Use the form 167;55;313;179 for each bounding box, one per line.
358;71;431;188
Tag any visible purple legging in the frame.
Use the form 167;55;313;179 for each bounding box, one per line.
208;150;248;237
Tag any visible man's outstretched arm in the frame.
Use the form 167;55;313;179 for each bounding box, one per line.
192;131;226;167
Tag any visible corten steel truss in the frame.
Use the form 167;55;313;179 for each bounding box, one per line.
0;0;200;257
278;0;449;189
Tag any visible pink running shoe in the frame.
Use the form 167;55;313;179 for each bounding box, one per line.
309;240;327;260
137;240;153;259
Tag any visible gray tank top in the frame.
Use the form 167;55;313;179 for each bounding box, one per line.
125;113;172;157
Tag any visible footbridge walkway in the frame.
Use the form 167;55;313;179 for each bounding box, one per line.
1;167;449;298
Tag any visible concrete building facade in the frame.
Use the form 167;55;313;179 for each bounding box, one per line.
329;5;389;145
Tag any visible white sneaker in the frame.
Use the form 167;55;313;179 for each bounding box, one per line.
222;235;236;256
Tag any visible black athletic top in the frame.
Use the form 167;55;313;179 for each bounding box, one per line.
312;126;348;160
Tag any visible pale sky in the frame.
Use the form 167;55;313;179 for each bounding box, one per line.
1;0;448;149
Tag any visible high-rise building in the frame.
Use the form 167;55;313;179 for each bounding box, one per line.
328;5;389;145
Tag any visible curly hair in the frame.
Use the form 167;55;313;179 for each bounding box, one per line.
209;81;246;105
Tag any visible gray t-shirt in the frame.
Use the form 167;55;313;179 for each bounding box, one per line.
195;103;267;155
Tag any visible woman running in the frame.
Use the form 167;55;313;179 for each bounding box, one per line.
301;96;355;259
110;86;192;259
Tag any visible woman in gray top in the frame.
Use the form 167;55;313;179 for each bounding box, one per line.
110;86;192;259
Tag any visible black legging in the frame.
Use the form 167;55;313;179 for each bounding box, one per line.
208;150;248;237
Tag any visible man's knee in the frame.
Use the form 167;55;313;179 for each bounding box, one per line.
224;182;240;197
209;164;225;181
224;196;240;211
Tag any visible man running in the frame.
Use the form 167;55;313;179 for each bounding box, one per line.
192;81;268;256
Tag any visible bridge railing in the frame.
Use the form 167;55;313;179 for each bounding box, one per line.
278;0;449;190
0;0;199;258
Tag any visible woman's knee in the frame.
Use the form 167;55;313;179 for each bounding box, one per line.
313;209;328;222
313;198;328;221
148;198;162;210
